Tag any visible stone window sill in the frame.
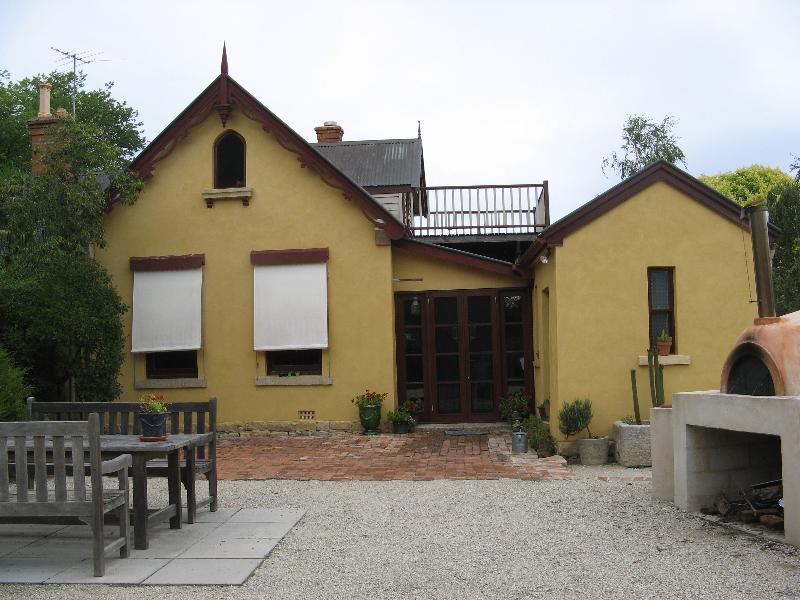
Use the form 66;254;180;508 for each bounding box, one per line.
135;378;208;389
256;375;332;386
202;187;252;207
637;355;691;366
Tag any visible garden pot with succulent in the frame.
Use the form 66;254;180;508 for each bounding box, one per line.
558;397;608;465
138;393;168;441
656;329;672;356
353;389;387;435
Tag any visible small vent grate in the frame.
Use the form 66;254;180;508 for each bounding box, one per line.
298;410;316;421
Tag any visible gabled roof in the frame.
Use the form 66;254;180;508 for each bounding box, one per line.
517;160;782;266
311;138;424;189
127;47;406;240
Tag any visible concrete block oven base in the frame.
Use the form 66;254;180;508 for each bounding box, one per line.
669;391;800;546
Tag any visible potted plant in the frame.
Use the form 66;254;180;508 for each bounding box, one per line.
387;409;416;434
401;397;423;426
138;393;168;441
523;414;555;457
558;397;608;465
352;389;387;436
656;329;672;356
614;369;652;467
498;391;531;421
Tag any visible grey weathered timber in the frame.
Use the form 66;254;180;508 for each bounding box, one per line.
0;414;131;577
27;396;219;522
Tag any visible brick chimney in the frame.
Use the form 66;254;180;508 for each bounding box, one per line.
314;121;344;143
27;82;59;173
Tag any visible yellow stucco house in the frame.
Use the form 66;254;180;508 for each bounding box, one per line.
94;51;768;439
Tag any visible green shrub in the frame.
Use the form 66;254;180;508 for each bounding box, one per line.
0;346;30;421
523;414;555;456
557;397;593;438
498;391;531;420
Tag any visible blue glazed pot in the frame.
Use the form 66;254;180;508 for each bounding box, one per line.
358;405;381;435
138;412;167;439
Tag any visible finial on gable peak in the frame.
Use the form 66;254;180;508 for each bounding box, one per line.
221;42;228;76
216;42;232;127
417;120;421;139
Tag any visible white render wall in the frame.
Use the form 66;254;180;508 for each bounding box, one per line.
671;391;800;546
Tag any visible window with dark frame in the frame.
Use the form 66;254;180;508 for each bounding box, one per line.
266;350;322;376
145;350;199;379
648;267;675;353
214;131;245;188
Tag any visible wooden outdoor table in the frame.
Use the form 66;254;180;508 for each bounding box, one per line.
99;433;213;550
12;432;213;550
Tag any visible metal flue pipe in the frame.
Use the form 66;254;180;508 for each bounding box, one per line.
746;203;776;318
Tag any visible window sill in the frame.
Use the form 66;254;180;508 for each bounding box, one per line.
256;375;332;387
201;187;252;208
135;378;208;389
638;355;691;366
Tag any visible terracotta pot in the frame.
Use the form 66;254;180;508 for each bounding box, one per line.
657;341;672;356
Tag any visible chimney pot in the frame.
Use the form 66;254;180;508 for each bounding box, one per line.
38;82;52;117
315;121;344;143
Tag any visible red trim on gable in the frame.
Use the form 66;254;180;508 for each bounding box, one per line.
127;73;406;240
130;254;205;271
393;239;525;278
516;161;782;267
250;248;329;266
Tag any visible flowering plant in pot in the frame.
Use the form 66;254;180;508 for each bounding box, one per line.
386;409;416;434
352;389;387;436
558;397;608;465
138;393;168;441
498;391;531;421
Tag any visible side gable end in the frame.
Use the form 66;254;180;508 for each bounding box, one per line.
517;160;781;266
128;50;406;240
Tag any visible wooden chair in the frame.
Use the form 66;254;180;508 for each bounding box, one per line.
27;397;218;523
0;413;131;577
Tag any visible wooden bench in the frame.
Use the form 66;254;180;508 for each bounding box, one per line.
0;413;131;577
27;397;218;523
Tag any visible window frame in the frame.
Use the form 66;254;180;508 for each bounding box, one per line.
213;130;246;189
145;350;199;379
647;267;676;353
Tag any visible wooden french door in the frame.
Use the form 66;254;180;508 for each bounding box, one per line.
395;289;532;423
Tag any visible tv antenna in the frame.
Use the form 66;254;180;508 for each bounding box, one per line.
50;47;110;116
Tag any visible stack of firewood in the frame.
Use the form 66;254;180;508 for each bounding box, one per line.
702;480;784;530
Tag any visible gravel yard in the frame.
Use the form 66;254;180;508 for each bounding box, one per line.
4;474;800;599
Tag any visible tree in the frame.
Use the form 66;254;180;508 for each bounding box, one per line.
0;73;143;402
602;114;687;179
0;70;144;178
699;165;794;206
700;164;800;316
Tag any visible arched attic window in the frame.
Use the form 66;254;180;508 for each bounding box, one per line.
214;130;245;188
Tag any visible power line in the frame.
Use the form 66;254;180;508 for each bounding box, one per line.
50;47;110;116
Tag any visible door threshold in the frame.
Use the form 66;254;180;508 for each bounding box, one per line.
415;422;511;432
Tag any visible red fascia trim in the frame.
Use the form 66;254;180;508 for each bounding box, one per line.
393;239;522;278
250;248;329;266
130;254;205;271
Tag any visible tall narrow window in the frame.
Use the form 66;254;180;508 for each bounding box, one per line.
214;131;245;188
648;267;675;352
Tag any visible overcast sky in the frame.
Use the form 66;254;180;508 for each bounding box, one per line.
2;0;798;219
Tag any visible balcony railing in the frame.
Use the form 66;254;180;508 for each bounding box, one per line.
403;183;549;238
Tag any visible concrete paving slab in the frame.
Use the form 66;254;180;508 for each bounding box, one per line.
202;520;295;540
0;557;80;583
0;524;67;536
129;523;223;559
47;558;170;584
228;507;305;523
51;524;119;539
178;536;280;559
143;558;263;585
14;537;94;558
0;537;39;557
184;507;239;522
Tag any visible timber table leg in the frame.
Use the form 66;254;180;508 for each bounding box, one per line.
132;453;149;550
185;446;196;524
168;450;182;529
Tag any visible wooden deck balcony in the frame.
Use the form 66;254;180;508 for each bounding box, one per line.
402;183;549;241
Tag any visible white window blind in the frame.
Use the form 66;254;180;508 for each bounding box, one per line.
131;269;203;353
253;263;328;351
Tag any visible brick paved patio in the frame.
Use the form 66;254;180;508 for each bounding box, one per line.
217;431;574;481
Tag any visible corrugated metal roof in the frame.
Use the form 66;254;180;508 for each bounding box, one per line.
311;138;423;188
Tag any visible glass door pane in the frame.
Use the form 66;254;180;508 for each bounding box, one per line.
466;295;495;414
433;296;462;416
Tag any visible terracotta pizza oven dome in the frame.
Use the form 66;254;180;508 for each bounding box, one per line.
721;311;800;396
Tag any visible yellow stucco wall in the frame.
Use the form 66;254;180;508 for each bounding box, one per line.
536;181;757;439
98;108;397;425
392;247;524;292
